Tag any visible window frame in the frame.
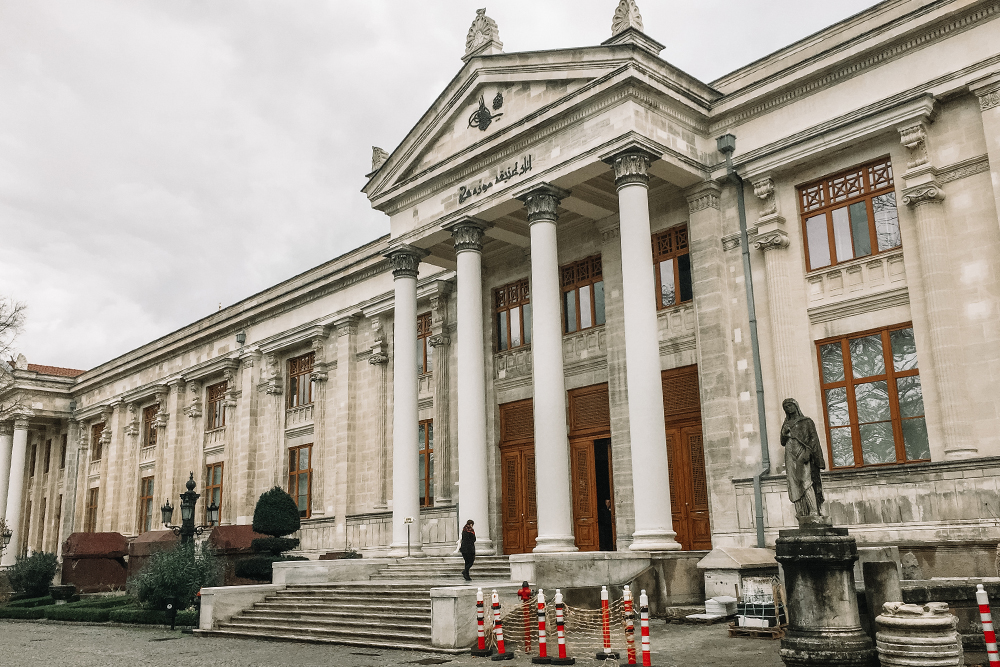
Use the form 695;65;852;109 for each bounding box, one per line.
798;156;899;272
91;423;105;462
85;487;99;533
288;444;313;519
417;312;433;375
29;444;37;477
138;476;155;534
205;462;223;526
652;225;693;309
816;322;928;469
560;255;605;334
141;404;159;448
43;439;51;474
206;381;228;430
59;434;67;470
494;278;531;352
287;353;315;409
418;419;434;508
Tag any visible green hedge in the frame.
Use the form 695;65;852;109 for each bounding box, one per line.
108;607;196;626
5;595;55;608
0;607;46;619
43;606;112;623
72;596;134;609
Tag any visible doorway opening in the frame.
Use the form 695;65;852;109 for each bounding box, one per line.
594;437;615;551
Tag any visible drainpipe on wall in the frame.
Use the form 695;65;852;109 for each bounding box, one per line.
717;134;771;549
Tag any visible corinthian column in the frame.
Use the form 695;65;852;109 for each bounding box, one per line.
2;414;32;565
751;177;795;403
443;217;495;554
386;244;428;557
608;149;681;551
0;421;13;520
516;183;578;553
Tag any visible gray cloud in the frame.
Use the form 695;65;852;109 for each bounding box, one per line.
0;0;878;369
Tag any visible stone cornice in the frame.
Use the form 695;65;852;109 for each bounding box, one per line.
178;356;241;385
807;286;910;324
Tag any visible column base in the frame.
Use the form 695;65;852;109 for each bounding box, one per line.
0;554;15;567
532;535;579;553
387;542;426;558
629;530;681;552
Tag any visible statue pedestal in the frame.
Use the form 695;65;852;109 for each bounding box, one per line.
776;525;875;667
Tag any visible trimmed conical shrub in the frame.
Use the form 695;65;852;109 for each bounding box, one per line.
236;487;305;582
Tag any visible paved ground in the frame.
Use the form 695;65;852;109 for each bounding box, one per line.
0;620;782;666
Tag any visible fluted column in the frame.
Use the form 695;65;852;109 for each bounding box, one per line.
444;217;495;554
751;177;795;403
57;419;81;558
428;287;452;506
608;150;681;551
517;184;578;553
2;415;31;565
330;316;357;549
0;421;13;521
386;244;428;557
898;122;973;459
369;326;390;509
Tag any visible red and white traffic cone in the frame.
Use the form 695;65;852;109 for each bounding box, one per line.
977;584;1000;666
471;588;494;657
523;594;533;653
639;589;654;667
550;589;575;666
532;588;551;664
491;590;514;661
596;585;620;659
624;585;637;665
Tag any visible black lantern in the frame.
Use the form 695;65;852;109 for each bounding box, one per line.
1;525;11;549
162;472;216;544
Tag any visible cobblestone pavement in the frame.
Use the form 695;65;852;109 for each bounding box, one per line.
0;620;782;667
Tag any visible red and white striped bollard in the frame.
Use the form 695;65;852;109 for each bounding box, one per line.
640;589;654;667
596;585;619;659
977;584;1000;666
491;590;514;661
550;589;575;665
471;588;493;657
532;588;551;664
624;585;637;665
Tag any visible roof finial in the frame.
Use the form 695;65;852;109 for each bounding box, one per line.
464;8;503;61
612;0;644;36
371;147;389;172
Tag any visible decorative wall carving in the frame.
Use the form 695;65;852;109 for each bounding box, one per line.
901;184;945;206
263;353;283;394
979;89;1000;111
125;403;139;437
752;177;777;218
753;230;790;252
185;381;203;418
898;123;930;171
611;0;643;36
687;191;720;213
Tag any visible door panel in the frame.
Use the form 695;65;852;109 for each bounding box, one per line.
570;439;599;552
501;449;522;554
684;427;712;550
524;453;538;551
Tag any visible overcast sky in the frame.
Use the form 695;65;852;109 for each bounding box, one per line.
0;0;880;370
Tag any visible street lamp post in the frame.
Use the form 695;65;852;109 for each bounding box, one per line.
161;472;219;545
0;519;11;559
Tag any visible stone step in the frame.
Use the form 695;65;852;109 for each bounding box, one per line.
253;602;431;616
243;608;431;623
367;574;508;582
218;618;432;644
196;628;463;653
272;591;431;601
229;614;432;634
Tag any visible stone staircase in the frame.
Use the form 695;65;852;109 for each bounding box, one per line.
204;556;511;651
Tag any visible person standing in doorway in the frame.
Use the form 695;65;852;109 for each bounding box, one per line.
461;519;476;580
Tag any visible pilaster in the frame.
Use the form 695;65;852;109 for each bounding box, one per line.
368;322;390;509
330;316;358;548
970;73;1000;230
428;285;453;506
234;348;261;524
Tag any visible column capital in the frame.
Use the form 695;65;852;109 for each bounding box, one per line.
515;183;570;225
384;244;429;280
333;314;359;337
969;72;1000;111
753;229;790;252
0;421;12;437
901;182;946;207
13;415;31;430
443;217;489;253
606;148;656;188
685;181;722;214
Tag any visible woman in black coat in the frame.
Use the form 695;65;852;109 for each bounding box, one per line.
460;519;476;581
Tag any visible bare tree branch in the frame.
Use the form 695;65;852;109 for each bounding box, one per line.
0;297;27;419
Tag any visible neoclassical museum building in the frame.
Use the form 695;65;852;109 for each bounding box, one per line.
3;0;1000;574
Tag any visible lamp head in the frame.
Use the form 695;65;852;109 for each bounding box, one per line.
716;133;736;156
236;331;246;347
207;502;220;526
160;500;174;526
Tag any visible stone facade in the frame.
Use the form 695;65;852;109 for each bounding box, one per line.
2;1;1000;569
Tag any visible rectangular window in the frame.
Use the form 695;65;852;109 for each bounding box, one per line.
798;157;900;271
142;405;159;447
207;381;227;430
494;278;531;352
205;462;223;525
138;476;155;534
653;225;693;308
561;255;605;334
288;444;312;518
29;444;36;477
817;324;929;468
43;439;51;474
287;353;315;409
85;488;99;533
59;434;67;470
38;498;46;550
91;423;105;462
54;495;62;547
24;501;31;555
417;312;433;375
418;419;434;507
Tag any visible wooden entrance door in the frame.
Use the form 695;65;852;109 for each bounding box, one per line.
567;384;613;552
662;366;712;551
499;399;537;555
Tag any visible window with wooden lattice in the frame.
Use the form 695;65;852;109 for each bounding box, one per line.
288;444;312;518
205;463;223;525
138;476;155;533
798;157;900;271
560;255;605;334
142;404;159;448
287;352;315;409
494;278;531;352
207;381;227;430
418;419;434;507
85;487;99;533
417;312;433;375
91;423;104;462
652;225;693;308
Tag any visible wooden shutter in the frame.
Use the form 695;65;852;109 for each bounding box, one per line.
568;384;611;436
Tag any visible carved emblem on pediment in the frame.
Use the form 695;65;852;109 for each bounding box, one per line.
469;94;503;132
466;8;502;57
612;0;644;36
